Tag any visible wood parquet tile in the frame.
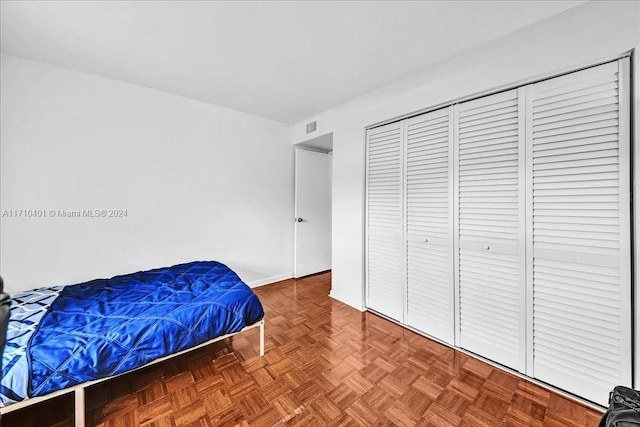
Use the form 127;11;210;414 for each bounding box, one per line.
3;272;604;426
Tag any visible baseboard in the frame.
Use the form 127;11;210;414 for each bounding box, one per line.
329;290;365;311
246;273;292;288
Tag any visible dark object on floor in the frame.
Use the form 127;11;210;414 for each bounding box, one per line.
599;386;640;426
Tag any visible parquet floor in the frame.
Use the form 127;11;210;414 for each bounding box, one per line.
3;272;604;426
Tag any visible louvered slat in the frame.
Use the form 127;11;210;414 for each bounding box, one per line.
405;108;454;344
527;59;631;405
366;123;404;321
456;89;525;371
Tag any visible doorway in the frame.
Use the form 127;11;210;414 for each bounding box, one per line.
293;133;332;278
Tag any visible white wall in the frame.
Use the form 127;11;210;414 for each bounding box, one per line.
0;54;294;292
291;0;640;310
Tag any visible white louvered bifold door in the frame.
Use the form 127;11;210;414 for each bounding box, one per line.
366;122;405;322
455;89;526;372
405;108;454;344
526;59;631;405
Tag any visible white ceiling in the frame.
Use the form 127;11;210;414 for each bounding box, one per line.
0;1;586;125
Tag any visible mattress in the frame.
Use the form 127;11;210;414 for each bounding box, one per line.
0;261;264;405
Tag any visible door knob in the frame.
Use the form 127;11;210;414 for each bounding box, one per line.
296;218;304;222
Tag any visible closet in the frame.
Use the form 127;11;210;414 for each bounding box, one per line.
364;57;631;406
366;123;404;322
455;88;527;373
405;108;454;344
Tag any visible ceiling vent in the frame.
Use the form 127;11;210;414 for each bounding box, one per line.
306;120;318;135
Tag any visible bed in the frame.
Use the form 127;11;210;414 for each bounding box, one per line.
0;260;265;426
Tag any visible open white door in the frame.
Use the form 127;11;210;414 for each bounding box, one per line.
294;149;331;278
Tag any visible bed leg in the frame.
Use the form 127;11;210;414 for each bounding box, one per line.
75;387;85;427
259;320;265;357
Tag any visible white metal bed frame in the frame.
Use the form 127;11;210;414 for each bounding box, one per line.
0;319;265;426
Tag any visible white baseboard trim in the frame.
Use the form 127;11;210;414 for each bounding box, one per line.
329;290;365;312
246;273;292;288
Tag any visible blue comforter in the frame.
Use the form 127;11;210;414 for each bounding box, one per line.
1;261;264;405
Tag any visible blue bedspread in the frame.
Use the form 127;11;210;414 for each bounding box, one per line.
0;261;264;405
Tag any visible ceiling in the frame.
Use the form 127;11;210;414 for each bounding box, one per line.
0;1;586;125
